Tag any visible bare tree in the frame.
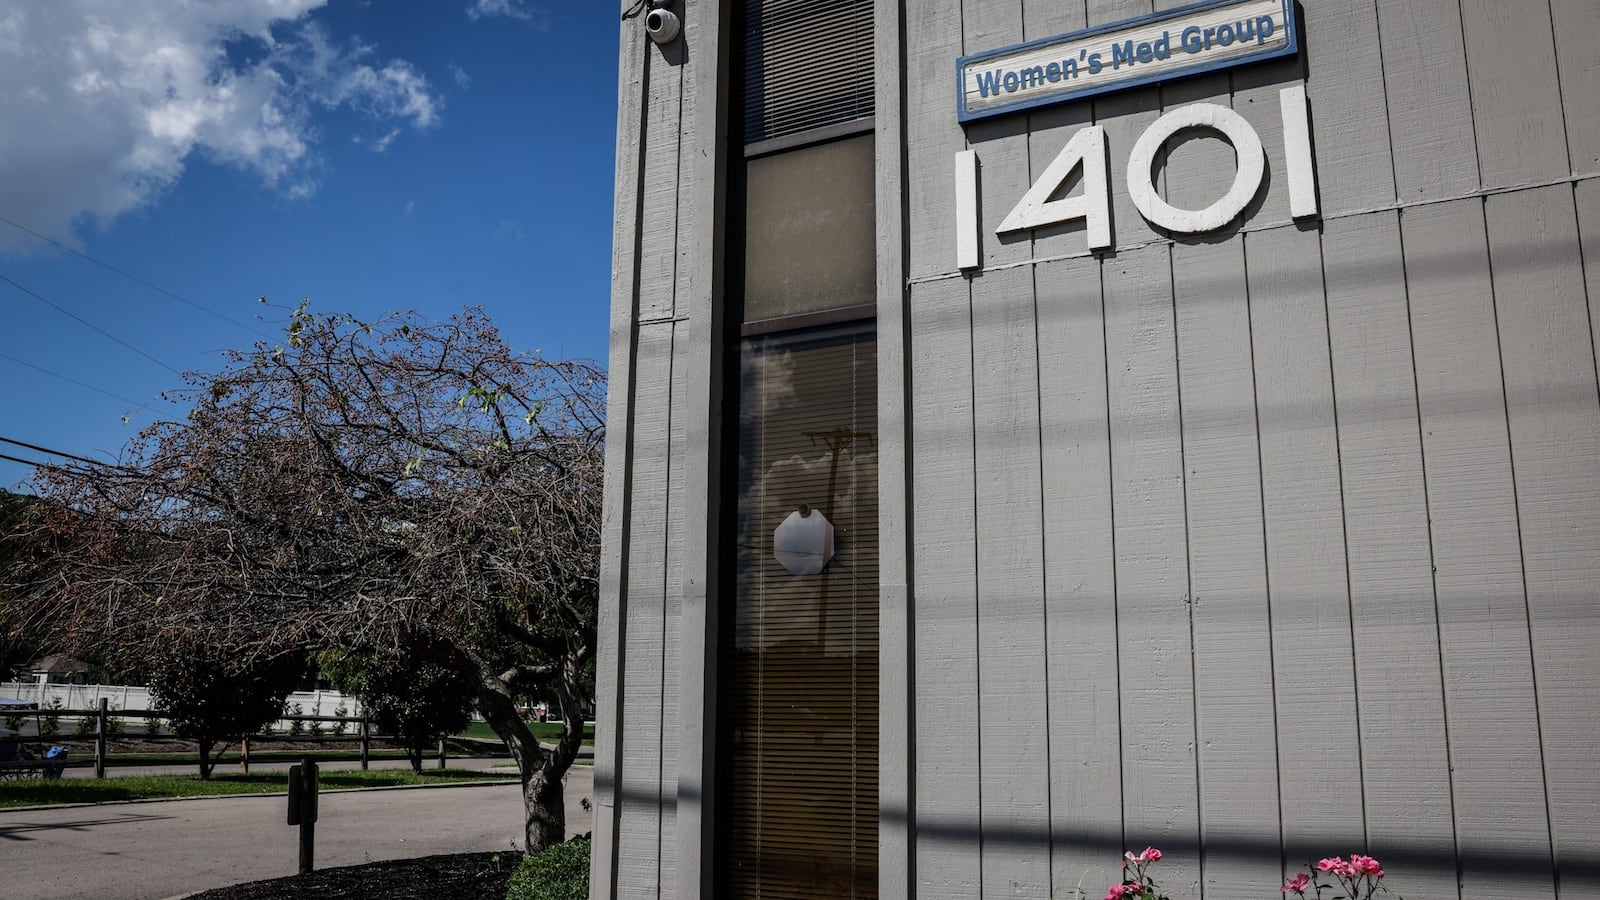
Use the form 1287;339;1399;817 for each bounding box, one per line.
5;303;603;851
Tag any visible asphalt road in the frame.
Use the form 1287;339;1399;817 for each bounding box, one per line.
0;766;594;900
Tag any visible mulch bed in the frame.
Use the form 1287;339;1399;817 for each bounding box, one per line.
185;851;515;899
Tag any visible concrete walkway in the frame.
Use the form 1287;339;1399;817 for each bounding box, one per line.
0;767;593;900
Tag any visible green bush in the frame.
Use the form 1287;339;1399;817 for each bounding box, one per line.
506;837;590;900
39;698;62;738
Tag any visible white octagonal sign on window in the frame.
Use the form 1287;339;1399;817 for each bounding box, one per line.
773;508;834;575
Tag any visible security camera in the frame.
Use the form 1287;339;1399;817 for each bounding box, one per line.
645;3;680;44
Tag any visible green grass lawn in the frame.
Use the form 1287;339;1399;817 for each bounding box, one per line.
0;768;511;809
456;722;594;745
88;748;420;766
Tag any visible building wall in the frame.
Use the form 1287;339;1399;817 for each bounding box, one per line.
597;0;1600;897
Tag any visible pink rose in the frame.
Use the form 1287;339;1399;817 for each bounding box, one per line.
1351;854;1384;877
1126;846;1162;865
1317;857;1346;874
1106;884;1128;900
1282;873;1310;894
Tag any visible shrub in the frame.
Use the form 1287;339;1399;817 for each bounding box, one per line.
73;702;125;736
3;711;25;731
39;698;62;738
506;837;590;900
332;703;349;736
287;703;305;736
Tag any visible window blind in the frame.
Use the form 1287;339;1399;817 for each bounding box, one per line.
727;322;878;897
743;0;874;144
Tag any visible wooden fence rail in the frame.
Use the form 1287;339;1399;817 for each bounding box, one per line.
3;704;495;778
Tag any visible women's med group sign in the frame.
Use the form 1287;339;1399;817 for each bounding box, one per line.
957;0;1298;121
952;0;1314;266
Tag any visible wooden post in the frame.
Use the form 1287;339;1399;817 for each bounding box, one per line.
240;735;250;774
94;698;107;779
288;757;319;874
437;736;447;770
360;714;370;770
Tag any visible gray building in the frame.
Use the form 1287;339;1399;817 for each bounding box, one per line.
592;0;1600;897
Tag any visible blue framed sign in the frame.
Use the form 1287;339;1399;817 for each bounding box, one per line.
957;0;1298;123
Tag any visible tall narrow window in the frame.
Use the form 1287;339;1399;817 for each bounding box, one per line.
728;321;878;897
724;0;876;893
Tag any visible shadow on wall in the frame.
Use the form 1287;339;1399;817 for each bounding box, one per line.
593;775;1600;887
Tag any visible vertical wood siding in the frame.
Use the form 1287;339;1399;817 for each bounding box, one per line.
615;323;675;900
1035;253;1123;895
600;5;695;899
1403;199;1548;900
908;274;983;897
1321;213;1456;900
1247;224;1367;869
1106;243;1203;894
1486;187;1600;898
599;0;1600;895
1172;237;1279;900
884;0;1600;896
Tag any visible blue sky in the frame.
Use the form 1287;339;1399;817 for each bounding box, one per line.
0;0;619;489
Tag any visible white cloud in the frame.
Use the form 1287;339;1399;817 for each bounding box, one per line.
363;128;402;153
465;0;547;28
466;0;533;21
0;2;442;249
449;63;471;89
492;219;526;243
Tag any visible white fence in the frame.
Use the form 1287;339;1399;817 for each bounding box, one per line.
0;682;364;731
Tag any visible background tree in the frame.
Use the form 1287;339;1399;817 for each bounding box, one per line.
4;304;603;850
0;492;41;679
322;640;477;774
146;642;303;779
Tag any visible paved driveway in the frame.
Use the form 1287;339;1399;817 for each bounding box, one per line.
0;767;594;900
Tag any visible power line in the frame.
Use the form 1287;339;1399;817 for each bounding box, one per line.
0;451;75;474
0;450;39;468
0;435;113;469
0;270;183;376
0;350;158;408
0;214;274;340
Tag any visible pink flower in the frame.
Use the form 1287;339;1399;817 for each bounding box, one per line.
1106;884;1128;900
1351;854;1384;877
1125;846;1163;865
1282;873;1311;894
1317;857;1356;876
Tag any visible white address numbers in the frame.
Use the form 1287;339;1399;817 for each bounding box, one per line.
955;85;1317;268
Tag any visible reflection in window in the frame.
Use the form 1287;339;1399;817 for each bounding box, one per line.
726;321;878;897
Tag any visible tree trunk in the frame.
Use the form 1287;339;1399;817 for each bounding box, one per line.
407;745;423;775
479;683;574;852
198;740;214;780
